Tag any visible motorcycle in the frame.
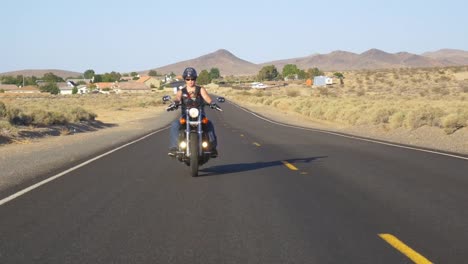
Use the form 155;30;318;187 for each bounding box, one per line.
163;95;224;177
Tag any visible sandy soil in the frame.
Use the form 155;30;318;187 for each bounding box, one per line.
241;102;468;155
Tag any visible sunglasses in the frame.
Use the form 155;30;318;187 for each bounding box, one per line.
185;78;196;81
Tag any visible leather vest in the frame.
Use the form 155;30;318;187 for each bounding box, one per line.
180;86;205;113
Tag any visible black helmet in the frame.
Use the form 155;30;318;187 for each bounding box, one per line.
182;67;197;79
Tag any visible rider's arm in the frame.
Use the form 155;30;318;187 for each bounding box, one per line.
200;87;213;104
174;90;182;104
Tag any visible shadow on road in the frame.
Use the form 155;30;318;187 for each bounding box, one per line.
199;156;327;177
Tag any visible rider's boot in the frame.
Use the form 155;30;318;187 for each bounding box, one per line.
210;148;218;158
168;147;177;157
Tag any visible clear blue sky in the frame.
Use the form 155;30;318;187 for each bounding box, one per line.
1;0;467;74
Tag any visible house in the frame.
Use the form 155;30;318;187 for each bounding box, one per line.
58;82;74;95
137;76;162;89
313;76;333;87
115;82;151;94
94;82;117;93
66;78;92;85
77;85;89;94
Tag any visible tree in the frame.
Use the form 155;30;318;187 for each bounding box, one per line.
297;69;307;79
40;83;60;94
72;87;78;94
148;70;158;77
333;72;345;85
93;74;103;83
257;65;279;81
209;68;220;79
130;72;138;77
197;70;211;85
282;64;300;78
95;71;122;82
84;69;95;79
306;67;324;79
42;72;64;83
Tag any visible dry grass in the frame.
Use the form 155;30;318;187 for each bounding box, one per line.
0;92;168;141
210;66;468;135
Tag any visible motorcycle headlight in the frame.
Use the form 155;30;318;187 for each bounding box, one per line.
189;108;200;118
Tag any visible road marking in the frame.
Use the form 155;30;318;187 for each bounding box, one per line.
229;102;468;161
282;161;298;171
253;142;261;147
240;134;244;137
379;234;433;264
0;126;170;207
300;172;308;175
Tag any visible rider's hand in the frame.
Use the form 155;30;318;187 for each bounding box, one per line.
166;103;178;111
210;102;219;109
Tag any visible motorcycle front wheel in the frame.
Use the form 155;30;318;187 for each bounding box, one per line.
189;133;199;177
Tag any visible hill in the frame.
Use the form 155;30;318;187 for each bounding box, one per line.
143;49;260;76
0;69;82;79
3;48;468;78
422;49;468;65
260;49;455;72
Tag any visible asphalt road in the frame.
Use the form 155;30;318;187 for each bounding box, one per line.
1;100;467;263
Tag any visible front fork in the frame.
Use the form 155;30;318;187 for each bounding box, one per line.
185;114;202;157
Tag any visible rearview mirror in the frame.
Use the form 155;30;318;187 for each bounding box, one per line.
162;95;171;102
217;97;225;103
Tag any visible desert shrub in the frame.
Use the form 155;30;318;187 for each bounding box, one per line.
431;86;450;96
68;107;97;122
370;108;397;125
286;89;300;97
7;107;32;125
264;98;275;105
441;113;466;134
389;111;405;129
403;106;445;129
317;88;329;97
356;89;366;96
0;120;18;137
460;83;468;93
31;110;67;125
0;101;6;118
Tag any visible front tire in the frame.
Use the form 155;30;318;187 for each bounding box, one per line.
189;133;199;177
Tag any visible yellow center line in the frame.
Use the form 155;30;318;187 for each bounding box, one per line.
379;234;433;264
253;142;261;147
282;161;298;171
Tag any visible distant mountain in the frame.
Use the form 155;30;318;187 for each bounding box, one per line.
422;49;468;65
143;49;261;76
0;69;82;78
260;48;455;71
3;48;468;78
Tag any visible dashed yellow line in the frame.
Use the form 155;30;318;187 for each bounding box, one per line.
253;142;261;147
379;234;433;264
282;161;298;171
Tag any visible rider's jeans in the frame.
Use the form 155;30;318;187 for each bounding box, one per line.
169;118;217;149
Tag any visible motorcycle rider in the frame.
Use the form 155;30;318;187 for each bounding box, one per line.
167;67;220;157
